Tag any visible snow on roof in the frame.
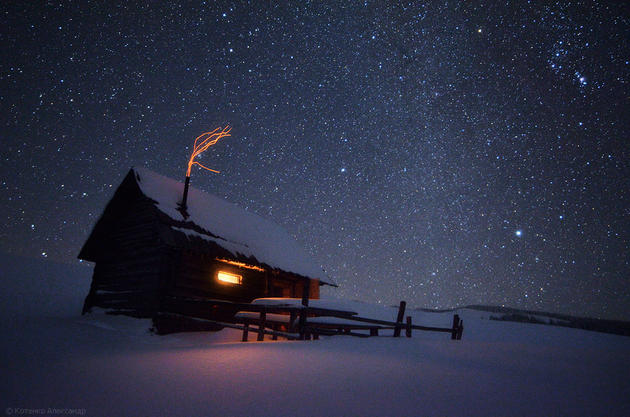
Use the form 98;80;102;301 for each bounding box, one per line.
133;167;333;284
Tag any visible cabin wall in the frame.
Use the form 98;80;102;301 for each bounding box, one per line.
267;275;320;299
171;252;267;302
82;195;166;316
310;279;320;299
170;251;321;302
85;252;162;316
85;237;321;318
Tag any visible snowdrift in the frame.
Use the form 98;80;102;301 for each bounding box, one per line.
1;252;629;417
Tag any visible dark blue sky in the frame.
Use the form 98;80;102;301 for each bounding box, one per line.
1;1;629;319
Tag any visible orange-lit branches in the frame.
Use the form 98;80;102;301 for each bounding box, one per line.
186;126;232;177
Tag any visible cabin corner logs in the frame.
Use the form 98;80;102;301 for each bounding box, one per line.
79;167;463;340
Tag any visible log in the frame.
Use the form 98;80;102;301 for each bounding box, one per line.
451;314;460;340
346;315;451;333
301;278;310;307
289;311;297;333
393;301;406;337
242;323;249;342
155;312;300;339
298;278;310;339
257;311;267;341
163;296;357;317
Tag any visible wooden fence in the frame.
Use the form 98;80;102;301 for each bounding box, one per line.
158;297;464;341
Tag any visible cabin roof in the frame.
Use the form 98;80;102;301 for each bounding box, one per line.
122;167;334;285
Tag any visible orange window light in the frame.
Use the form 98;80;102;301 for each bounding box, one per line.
217;271;242;285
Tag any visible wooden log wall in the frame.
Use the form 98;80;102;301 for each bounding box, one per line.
174;253;267;302
83;197;165;316
86;250;163;316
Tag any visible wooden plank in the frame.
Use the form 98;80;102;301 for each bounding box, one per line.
257;311;267;341
233;315;391;332
299;278;310;339
301;278;310;307
393;301;406;337
451;314;460;340
159;313;300;340
336;315;452;333
289;310;297;333
298;311;307;340
242;323;249;342
163;296;357;317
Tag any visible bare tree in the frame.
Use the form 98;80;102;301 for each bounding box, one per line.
180;126;232;212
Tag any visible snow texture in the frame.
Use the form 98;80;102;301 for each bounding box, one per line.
134;167;332;283
1;253;629;417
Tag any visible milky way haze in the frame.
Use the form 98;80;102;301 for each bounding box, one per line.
2;2;629;319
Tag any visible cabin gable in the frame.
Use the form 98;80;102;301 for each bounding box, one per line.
79;170;161;262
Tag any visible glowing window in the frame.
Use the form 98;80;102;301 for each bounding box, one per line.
217;271;242;285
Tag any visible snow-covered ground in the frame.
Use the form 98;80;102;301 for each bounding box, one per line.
1;253;629;417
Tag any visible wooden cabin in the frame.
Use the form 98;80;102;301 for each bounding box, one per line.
79;167;335;325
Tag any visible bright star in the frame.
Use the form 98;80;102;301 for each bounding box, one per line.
515;230;523;237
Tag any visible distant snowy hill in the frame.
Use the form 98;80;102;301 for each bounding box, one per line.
466;304;630;336
1;253;629;417
416;304;630;337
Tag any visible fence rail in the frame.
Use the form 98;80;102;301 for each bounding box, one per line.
159;296;464;342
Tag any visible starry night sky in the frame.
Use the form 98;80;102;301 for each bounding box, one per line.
2;1;629;320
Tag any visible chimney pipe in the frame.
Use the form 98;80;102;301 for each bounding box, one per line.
179;175;191;216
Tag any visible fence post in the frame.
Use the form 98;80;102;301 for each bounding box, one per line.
257;311;267;341
298;278;310;339
289;310;297;333
393;301;406;337
451;314;460;340
242;323;249;342
406;316;412;337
